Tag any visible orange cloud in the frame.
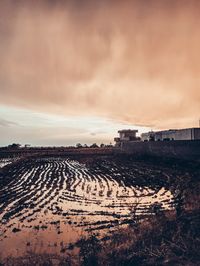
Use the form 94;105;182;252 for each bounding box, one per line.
0;0;200;129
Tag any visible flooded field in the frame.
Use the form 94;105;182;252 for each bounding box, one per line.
0;158;18;169
0;156;174;259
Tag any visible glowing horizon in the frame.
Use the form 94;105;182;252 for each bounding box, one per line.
0;0;200;145
0;105;151;146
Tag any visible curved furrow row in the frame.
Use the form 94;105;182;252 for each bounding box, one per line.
0;166;39;214
19;161;65;221
0;157;174;237
0;163;52;222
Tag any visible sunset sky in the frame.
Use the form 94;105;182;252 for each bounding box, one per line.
0;0;200;146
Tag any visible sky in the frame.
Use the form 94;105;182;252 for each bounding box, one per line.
0;0;200;146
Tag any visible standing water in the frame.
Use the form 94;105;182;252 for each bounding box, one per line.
0;157;174;258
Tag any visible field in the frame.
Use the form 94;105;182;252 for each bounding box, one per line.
0;154;199;265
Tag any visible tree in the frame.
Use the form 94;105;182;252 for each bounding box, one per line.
76;143;83;148
8;143;21;149
83;144;88;148
90;143;99;148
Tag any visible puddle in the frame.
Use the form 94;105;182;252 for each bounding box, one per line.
0;157;174;258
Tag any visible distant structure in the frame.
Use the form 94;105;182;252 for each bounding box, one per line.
24;144;31;148
141;128;200;141
140;131;156;142
114;129;140;147
114;127;200;161
114;127;200;146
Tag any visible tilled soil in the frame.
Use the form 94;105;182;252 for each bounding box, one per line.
0;156;174;258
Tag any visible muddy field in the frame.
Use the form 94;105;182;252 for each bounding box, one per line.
0;156;175;260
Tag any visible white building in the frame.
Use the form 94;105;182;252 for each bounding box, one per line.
114;129;139;147
141;128;200;141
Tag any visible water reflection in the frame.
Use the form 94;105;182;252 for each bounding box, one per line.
0;157;174;258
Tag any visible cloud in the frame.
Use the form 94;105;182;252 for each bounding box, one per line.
0;0;200;129
0;118;19;127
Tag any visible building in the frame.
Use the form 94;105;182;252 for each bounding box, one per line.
141;131;157;141
115;127;200;147
114;129;140;147
113;127;200;161
141;128;200;141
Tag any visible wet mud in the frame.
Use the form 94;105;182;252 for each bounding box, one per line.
0;156;175;258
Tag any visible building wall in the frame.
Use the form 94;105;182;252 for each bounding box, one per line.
141;133;149;141
141;132;155;141
119;132;137;140
154;132;162;141
119;140;200;161
155;130;177;141
142;128;200;141
173;129;193;140
194;128;200;140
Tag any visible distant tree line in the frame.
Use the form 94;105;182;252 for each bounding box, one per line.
0;143;113;150
76;143;113;148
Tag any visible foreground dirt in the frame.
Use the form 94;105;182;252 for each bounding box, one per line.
0;155;199;265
